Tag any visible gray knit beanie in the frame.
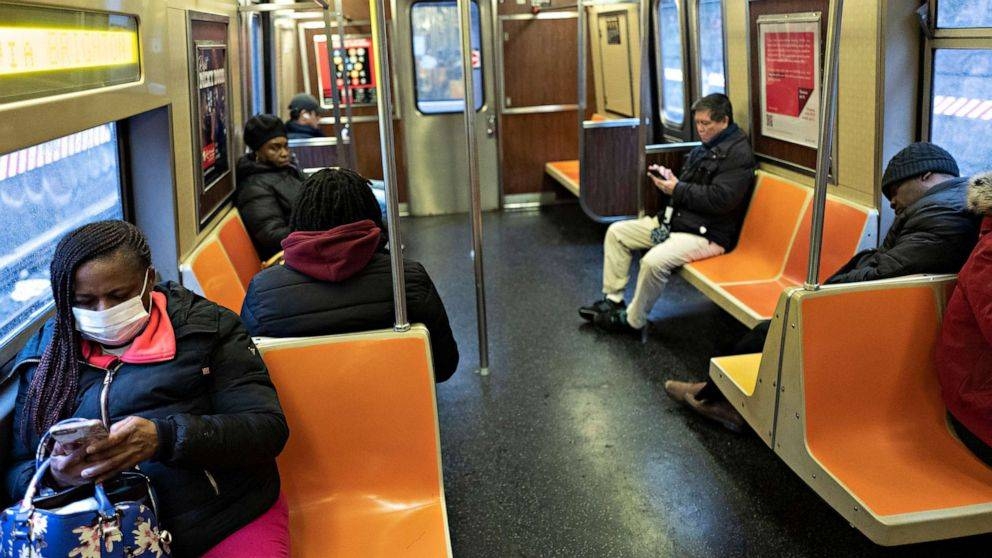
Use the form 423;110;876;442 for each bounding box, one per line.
881;142;959;199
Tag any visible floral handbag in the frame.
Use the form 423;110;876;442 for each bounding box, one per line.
0;362;171;557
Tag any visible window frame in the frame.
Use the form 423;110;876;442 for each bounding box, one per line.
0;122;128;370
920;2;992;166
409;0;486;116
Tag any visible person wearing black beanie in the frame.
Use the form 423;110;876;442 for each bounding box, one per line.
235;114;304;260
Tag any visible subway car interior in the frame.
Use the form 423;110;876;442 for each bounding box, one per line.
2;0;992;556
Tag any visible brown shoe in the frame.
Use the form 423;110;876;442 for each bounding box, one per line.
664;380;706;404
684;392;746;433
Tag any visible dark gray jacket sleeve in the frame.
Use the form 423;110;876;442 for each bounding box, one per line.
407;263;459;382
825;203;977;284
152;309;288;469
237;179;292;259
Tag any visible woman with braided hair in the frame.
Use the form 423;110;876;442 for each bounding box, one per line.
241;167;460;381
5;220;290;557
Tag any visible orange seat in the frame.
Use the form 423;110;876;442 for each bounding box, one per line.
772;278;992;545
722;197;871;318
685;172;810;284
183;239;245;314
545;160;580;196
216;210;262;290
256;327;451;558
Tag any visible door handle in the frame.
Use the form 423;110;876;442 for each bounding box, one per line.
486;115;497;138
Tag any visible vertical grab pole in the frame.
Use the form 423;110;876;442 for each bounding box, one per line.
804;0;843;290
333;0;356;169
577;2;586;186
320;1;347;166
458;0;490;375
635;0;650;216
369;0;409;330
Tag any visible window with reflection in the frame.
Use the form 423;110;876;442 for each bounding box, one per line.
658;0;685;126
697;0;725;95
936;0;992;29
0;124;124;348
411;0;484;114
930;49;992;177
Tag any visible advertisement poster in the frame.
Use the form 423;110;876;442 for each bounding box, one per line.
758;16;820;148
196;43;230;190
313;34;377;106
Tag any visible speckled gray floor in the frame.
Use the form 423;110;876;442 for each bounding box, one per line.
400;203;992;558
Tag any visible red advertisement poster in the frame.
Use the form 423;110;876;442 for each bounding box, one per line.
313;34;377;106
758;17;820;148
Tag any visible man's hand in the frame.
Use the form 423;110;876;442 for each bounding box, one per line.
80;417;159;483
648;164;679;195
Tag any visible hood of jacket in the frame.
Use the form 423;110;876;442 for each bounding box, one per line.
282;220;382;282
967;171;992;215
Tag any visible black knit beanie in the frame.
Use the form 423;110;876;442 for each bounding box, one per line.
244;114;287;151
881;142;959;199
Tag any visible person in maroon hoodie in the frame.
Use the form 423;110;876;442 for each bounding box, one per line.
937;170;992;467
240;168;459;382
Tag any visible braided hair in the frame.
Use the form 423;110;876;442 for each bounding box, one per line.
290;168;384;232
19;220;151;439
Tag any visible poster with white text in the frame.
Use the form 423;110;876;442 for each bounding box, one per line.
196;43;229;190
758;17;820;148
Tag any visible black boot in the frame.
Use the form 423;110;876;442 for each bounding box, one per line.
578;298;625;322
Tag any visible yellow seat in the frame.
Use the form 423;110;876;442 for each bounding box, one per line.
216;210;262;291
709;353;762;397
256;326;452;558
772;277;992;545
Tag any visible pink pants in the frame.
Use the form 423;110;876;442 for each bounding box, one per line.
202;493;290;558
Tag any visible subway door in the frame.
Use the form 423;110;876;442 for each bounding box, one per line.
394;0;499;216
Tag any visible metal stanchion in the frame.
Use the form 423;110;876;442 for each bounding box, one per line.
368;0;409;330
319;1;347;166
332;0;356;169
805;0;844;290
458;0;490;375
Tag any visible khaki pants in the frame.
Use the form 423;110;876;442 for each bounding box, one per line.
602;216;725;328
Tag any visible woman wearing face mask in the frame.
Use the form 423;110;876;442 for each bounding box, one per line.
4;220;290;557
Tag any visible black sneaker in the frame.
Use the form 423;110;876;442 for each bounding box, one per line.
579;298;625;321
593;308;642;335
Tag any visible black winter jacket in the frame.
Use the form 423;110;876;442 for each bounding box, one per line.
285;121;325;139
235;156;304;260
825;176;979;284
4;283;288;557
241;253;459;382
665;124;757;251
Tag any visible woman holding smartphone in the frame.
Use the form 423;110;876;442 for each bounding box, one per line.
4;220;290;557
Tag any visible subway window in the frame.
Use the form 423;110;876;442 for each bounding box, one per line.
0;124;125;349
936;0;992;29
930;49;992;177
411;0;484;114
697;0;725;96
658;0;685;126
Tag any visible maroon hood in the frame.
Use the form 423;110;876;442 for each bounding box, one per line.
282;220;382;282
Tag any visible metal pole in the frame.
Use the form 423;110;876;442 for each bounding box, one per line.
458;0;490;375
321;5;347;165
577;2;586;188
369;0;409;330
635;0;650;216
804;0;843;290
333;0;356;169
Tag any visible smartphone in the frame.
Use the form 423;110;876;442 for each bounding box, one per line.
648;167;664;179
49;418;108;447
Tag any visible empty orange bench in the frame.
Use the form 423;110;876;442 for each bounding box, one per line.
681;171;876;327
256;326;452;557
545;160;580;196
180;208;263;314
767;276;992;545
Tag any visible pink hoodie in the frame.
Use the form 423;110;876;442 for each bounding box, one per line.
281;219;382;282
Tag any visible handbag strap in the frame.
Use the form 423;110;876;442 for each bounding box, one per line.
20;459;116;520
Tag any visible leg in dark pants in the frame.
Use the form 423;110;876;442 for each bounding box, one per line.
695;320;772;403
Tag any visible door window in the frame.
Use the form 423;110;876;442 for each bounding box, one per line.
411;0;485;114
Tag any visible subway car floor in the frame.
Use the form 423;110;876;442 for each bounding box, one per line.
400;202;992;558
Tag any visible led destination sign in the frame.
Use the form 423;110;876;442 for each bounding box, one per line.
0;3;140;104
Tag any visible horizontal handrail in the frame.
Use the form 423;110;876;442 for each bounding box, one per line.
582;118;638;129
645;141;701;154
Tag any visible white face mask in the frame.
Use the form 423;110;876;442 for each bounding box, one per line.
72;272;152;347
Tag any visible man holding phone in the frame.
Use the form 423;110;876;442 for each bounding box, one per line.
579;93;756;333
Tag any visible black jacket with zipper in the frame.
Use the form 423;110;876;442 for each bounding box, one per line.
4;282;288;557
235;155;304;260
663;123;757;251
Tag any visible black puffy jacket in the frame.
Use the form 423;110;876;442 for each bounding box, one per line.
825;176;979;284
4;283;288;557
235;156;304;260
665;124;757;251
241;252;459;382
